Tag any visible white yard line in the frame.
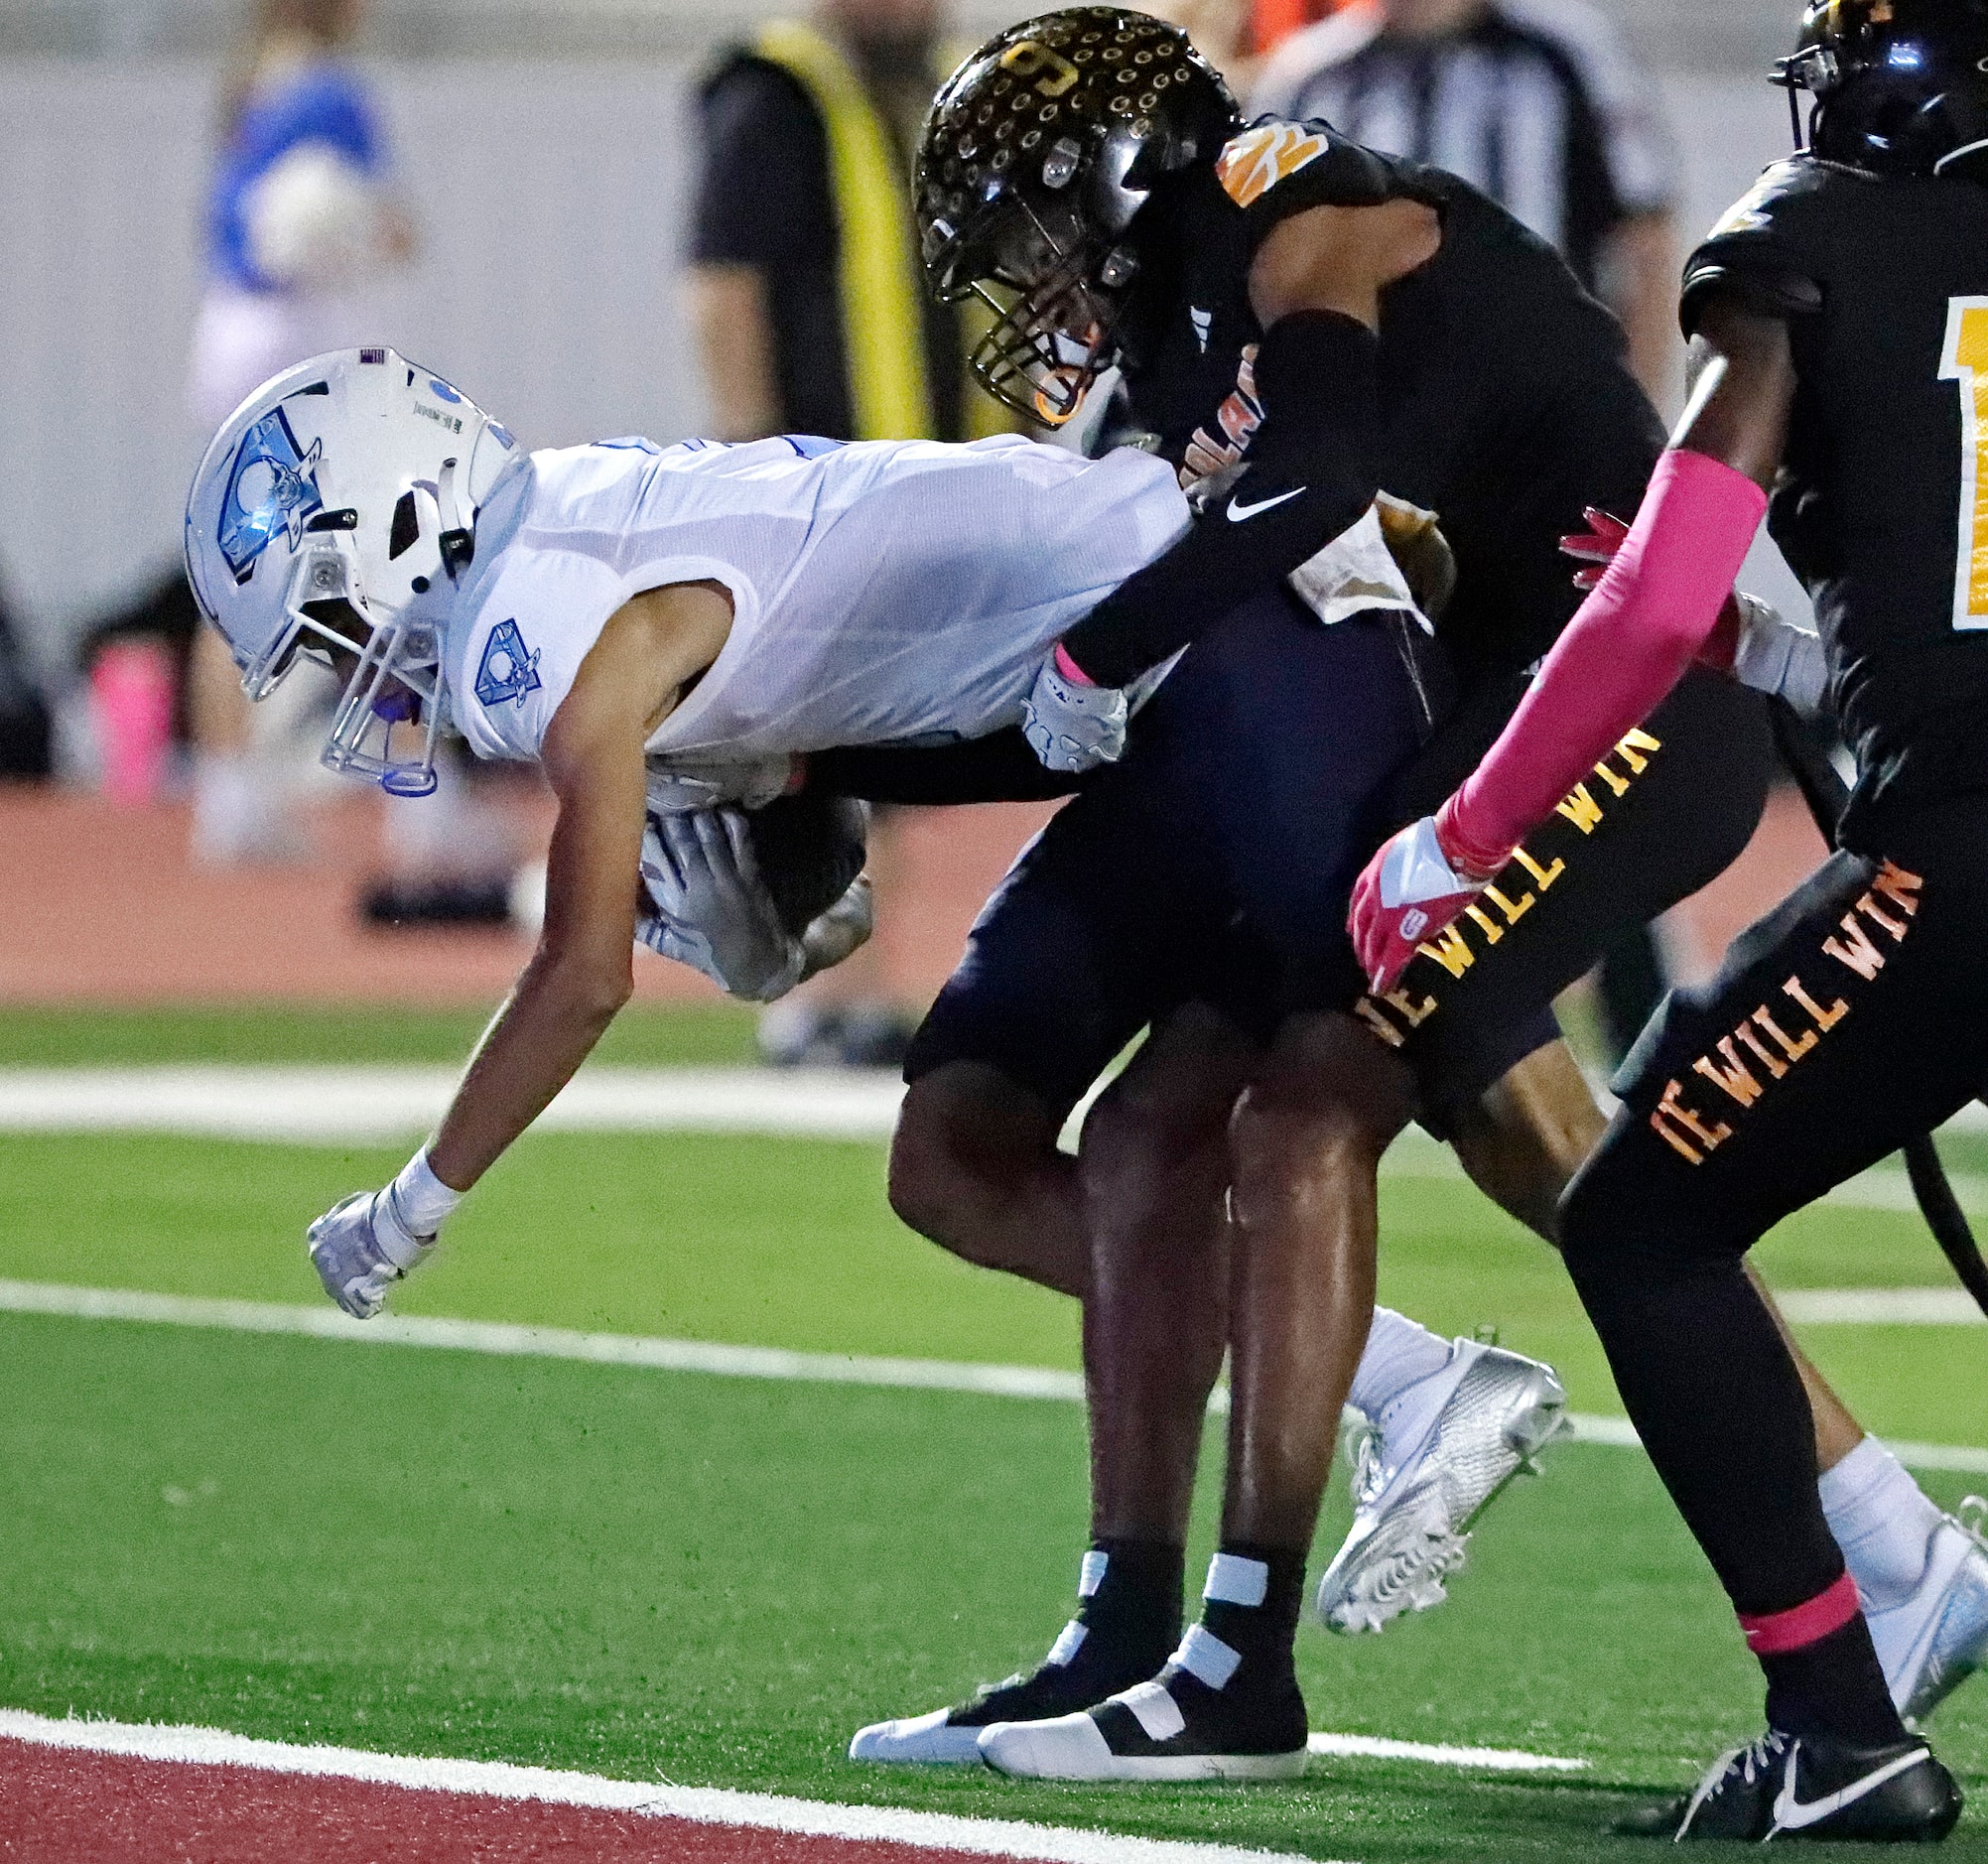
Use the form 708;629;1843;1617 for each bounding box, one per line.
0;1065;907;1144
0;1709;1325;1864
7;1276;1987;1475
0;1068;1978;1221
0;1279;1088;1403
1774;1288;1986;1326
1305;1732;1584;1774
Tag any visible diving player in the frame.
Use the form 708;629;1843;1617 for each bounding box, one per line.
183;344;1490;1420
1349;0;1988;1839
853;5;1985;1781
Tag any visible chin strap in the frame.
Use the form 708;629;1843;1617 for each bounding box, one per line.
436;456;475;584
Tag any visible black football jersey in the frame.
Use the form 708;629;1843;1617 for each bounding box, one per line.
1097;118;1665;688
1683;156;1988;846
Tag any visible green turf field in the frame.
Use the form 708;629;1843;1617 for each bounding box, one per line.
4;1005;1987;1858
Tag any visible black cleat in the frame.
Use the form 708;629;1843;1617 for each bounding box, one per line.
848;1622;1174;1765
1617;1728;1961;1842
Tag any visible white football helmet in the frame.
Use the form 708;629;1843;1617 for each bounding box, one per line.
184;346;520;796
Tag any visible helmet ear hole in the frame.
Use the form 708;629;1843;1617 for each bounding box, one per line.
388;490;420;561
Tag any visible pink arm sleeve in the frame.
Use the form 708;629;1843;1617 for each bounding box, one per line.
1440;448;1769;871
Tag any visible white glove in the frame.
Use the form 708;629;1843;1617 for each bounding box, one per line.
637;808;806;1002
1022;655;1129;773
1730;592;1829;718
308;1184;435;1320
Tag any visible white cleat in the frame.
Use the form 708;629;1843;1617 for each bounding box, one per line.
1871;1500;1988;1727
848;1707;989;1766
1316;1338;1568;1635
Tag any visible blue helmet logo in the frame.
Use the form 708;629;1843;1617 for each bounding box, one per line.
475;619;543;711
218;407;325;582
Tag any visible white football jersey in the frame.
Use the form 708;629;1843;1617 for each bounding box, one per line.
443;434;1194;767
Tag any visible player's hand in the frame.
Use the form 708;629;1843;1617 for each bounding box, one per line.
637;808;806;1002
1559;507;1630;591
1716;591;1829;717
1023;653;1129;773
307;1185;436;1320
1348;813;1495;996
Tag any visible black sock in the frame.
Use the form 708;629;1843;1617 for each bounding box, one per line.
1764;1615;1910;1749
1196;1543;1306;1685
1073;1536;1183;1664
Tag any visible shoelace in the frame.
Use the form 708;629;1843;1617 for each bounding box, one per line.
1678;1730;1793;1834
1349;1428;1387;1510
1955;1496;1988;1551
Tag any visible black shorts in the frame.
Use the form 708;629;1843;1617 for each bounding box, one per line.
1352;665;1775;1123
1578;797;1988;1253
906;584;1775;1133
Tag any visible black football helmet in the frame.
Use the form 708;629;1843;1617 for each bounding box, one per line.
915;7;1239;423
1774;0;1988;180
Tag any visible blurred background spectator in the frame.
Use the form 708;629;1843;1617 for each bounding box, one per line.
1252;0;1680;405
1252;0;1684;1058
686;0;1013;1065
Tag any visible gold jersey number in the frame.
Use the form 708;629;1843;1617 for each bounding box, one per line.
1939;296;1988;630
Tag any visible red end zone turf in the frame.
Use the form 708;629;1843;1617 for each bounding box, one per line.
0;1739;1025;1864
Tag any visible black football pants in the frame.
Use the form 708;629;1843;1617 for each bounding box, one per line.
1560;798;1988;1620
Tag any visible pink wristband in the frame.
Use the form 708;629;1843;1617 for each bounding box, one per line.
1447;449;1768;858
1053;642;1098;688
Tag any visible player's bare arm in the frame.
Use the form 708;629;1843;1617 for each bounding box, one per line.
426;581;732;1190
1673;293;1798;491
306;580;730;1319
1245;197;1441;332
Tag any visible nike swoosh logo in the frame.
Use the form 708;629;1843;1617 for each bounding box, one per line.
1228;487;1307;522
1771;1744;1930;1833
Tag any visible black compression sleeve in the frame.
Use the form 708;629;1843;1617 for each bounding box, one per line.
806;732;1086;804
1059;310;1382;690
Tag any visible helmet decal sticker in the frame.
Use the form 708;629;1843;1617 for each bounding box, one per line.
217;407;325;582
474;619;543;711
1215;122;1331;209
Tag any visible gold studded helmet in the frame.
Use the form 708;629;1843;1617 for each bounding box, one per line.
1775;0;1988;180
916;7;1238;423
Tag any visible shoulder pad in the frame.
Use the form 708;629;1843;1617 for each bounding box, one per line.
1215;117;1393;214
1681;158;1831;335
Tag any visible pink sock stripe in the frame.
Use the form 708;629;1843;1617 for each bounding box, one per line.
1739;1572;1861;1655
1053;641;1098;687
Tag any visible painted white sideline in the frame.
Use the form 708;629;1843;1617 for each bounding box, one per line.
0;1065;907;1144
1;1067;1978;1220
1305;1733;1584;1774
6;1277;1988;1475
0;1709;1325;1864
1775;1288;1986;1327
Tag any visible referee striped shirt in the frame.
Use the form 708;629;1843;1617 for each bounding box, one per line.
1249;0;1679;289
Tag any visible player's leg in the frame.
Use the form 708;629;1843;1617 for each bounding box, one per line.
980;598;1441;1782
889;1062;1086;1298
1450;1041;1862;1466
1561;827;1986;1840
885;774;1198;1302
1330;1025;1972;1687
1319;663;1965;1660
857;784;1239;1764
1080;1002;1260;1545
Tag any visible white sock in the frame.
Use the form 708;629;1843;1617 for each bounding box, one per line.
1819;1435;1944;1614
1347;1307;1454;1423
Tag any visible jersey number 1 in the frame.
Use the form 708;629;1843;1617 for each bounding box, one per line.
1939;298;1988;630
